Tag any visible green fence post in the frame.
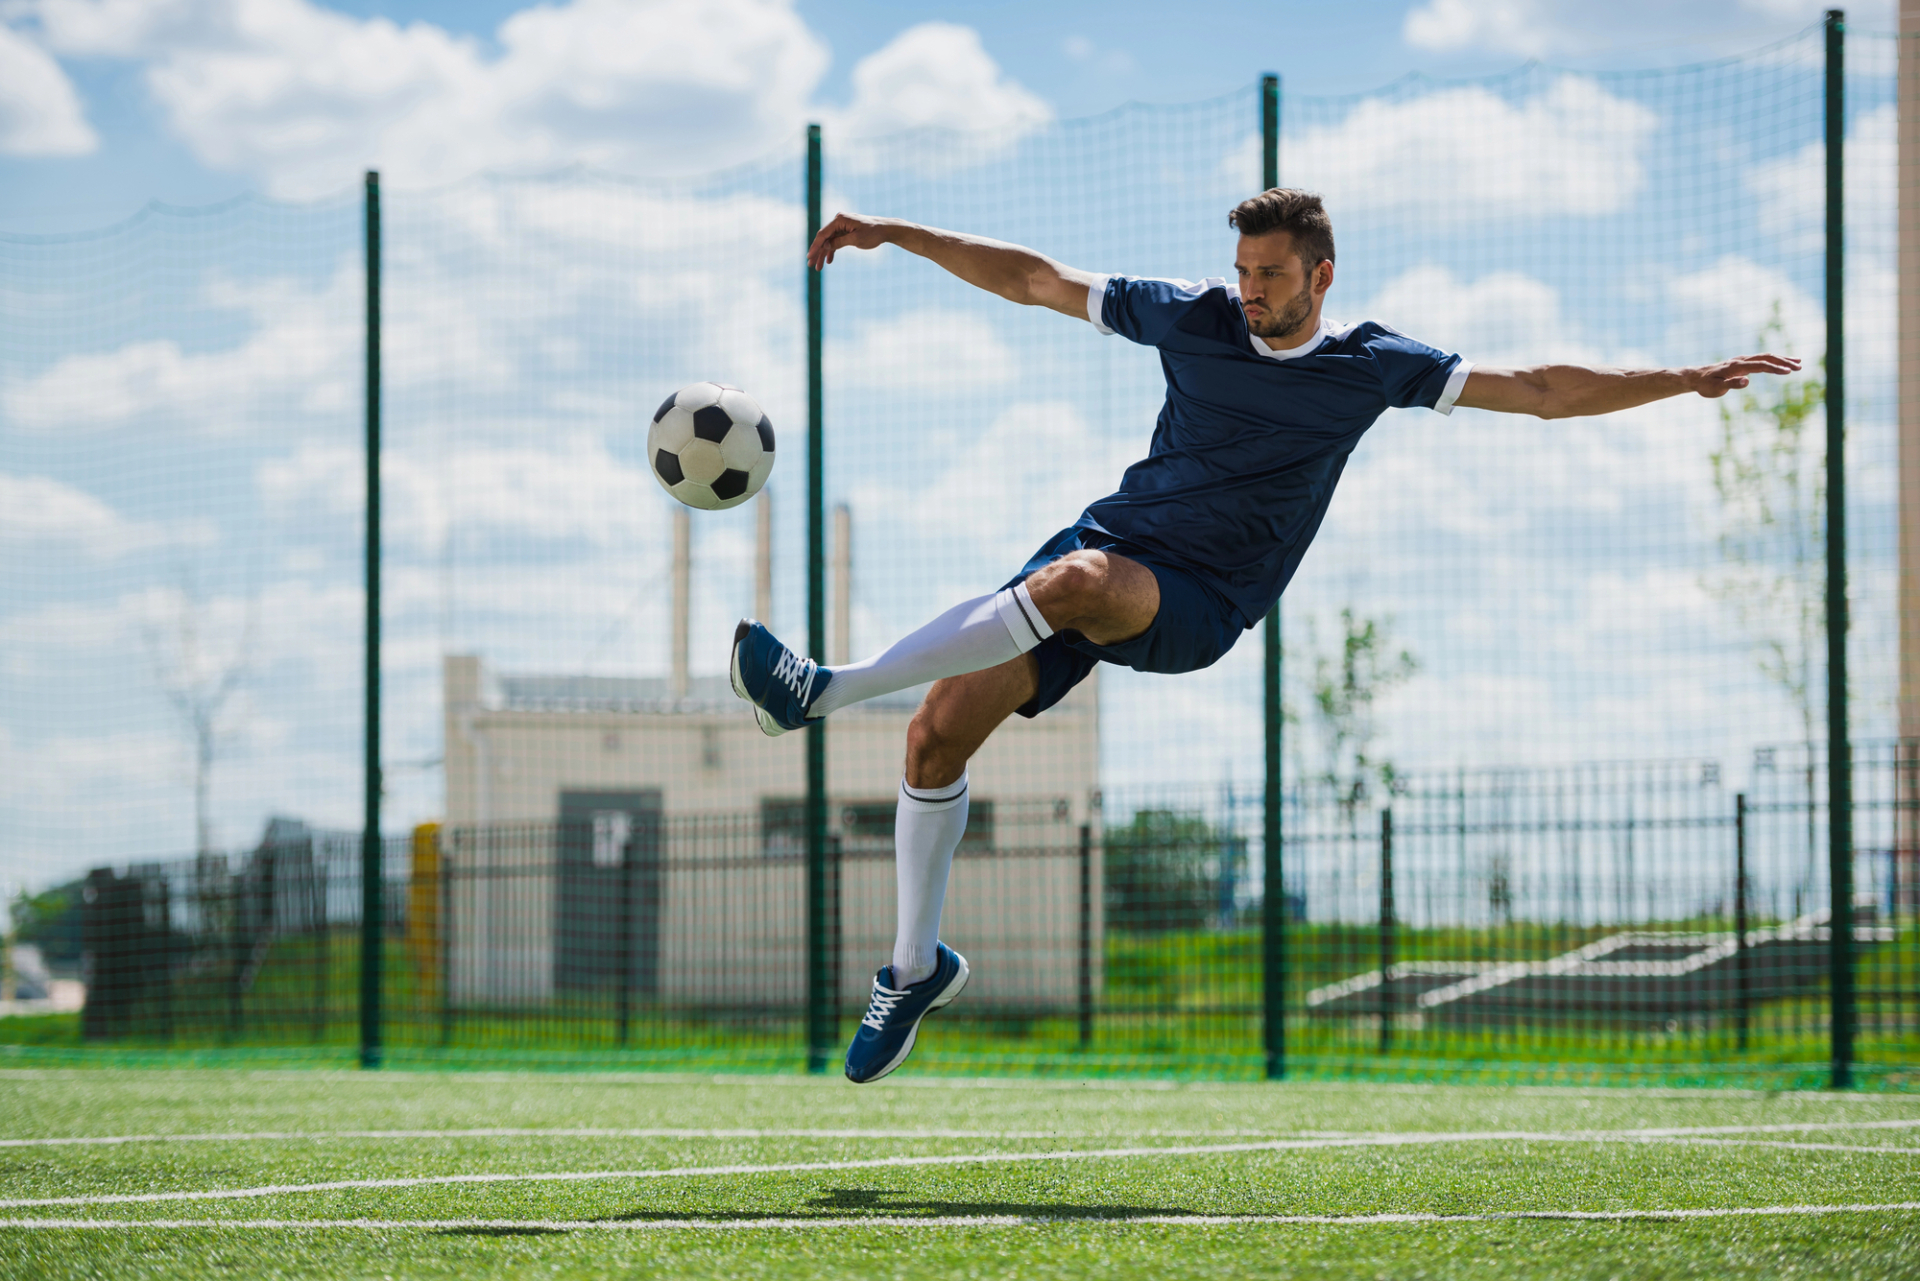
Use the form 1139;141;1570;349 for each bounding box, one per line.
1259;71;1286;1082
1078;822;1094;1049
1379;807;1394;1054
360;169;383;1071
1824;8;1854;1091
1735;792;1750;1053
805;124;831;1075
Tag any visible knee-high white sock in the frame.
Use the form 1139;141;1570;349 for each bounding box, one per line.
890;773;970;988
807;584;1052;719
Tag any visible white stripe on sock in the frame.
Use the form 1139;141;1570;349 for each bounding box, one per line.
993;585;1051;652
1013;582;1053;640
902;776;967;806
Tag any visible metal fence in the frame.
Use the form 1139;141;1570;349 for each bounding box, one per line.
51;744;1917;1085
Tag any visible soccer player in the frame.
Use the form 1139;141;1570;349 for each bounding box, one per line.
731;188;1800;1083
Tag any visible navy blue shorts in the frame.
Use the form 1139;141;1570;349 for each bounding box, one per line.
1001;526;1248;719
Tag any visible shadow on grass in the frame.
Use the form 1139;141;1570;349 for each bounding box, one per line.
592;1186;1200;1224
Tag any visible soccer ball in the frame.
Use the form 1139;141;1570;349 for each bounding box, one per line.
648;382;775;511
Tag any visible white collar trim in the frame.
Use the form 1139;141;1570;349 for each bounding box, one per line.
1249;317;1329;361
1225;284;1330;360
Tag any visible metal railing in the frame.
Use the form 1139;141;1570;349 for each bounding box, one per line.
44;747;1919;1084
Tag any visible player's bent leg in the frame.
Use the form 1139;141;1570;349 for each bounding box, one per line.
1021;549;1160;646
843;656;1036;1085
903;653;1040;789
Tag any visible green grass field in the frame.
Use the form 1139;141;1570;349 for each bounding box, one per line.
1;1067;1917;1279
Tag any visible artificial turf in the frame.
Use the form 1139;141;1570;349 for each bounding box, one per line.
0;1067;1916;1279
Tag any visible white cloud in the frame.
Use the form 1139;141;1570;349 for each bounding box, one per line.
258;435;670;557
4;265;359;432
4;178;812;437
1748;101;1895;259
837;23;1050;141
34;0;832;197
1283;77;1659;219
0;472;214;558
1404;0;1562;56
849;399;1133;601
1664;254;1822;361
829;307;1018;392
27;3;1052;195
1361;265;1603;365
1062;34;1134;75
0;21;96;154
824;22;1053;174
1399;0;1875;58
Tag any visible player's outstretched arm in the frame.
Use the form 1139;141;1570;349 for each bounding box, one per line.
806;212;1099;321
1454;354;1803;419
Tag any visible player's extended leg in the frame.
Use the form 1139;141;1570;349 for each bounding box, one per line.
731;548;1159;735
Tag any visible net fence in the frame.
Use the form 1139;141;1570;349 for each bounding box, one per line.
0;23;1912;1084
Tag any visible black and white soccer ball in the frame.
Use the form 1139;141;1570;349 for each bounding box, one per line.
648;383;775;510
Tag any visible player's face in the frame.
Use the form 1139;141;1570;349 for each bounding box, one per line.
1235;232;1328;342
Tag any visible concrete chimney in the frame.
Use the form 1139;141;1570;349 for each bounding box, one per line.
831;503;851;666
755;488;773;625
672;506;690;700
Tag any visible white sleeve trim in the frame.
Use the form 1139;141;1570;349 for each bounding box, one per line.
1086;274;1114;334
1433;359;1474;415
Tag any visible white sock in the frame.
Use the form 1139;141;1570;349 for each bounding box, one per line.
890;773;969;988
807;584;1052;719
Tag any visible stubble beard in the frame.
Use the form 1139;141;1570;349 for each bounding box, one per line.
1248;277;1314;343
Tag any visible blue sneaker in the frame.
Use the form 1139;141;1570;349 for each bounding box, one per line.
844;942;970;1084
730;619;833;737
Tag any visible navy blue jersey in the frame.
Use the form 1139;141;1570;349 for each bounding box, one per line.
1079;274;1471;626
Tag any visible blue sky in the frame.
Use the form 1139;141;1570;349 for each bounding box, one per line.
0;0;1902;894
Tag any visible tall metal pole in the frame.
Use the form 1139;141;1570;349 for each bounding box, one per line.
1259;72;1287;1082
360;170;383;1070
1736;793;1750;1053
1825;9;1854;1091
1378;808;1394;1054
1898;0;1920;921
805;125;831;1074
1078;823;1094;1050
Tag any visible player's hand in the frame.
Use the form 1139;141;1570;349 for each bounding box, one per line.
807;212;897;269
1684;353;1803;399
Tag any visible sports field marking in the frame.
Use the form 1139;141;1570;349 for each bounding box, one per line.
7;1126;1919;1211
0;1127;1294;1149
3;1203;1919;1231
7;1115;1914;1151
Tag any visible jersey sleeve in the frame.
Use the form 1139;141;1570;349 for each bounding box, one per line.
1090;275;1215;348
1370;327;1475;415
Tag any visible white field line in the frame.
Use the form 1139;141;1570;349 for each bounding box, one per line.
8;1116;1917;1151
0;1128;1292;1149
3;1204;1920;1230
1676;1139;1920;1155
7;1126;1920;1211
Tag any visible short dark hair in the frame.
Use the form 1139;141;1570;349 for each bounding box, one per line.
1229;188;1335;268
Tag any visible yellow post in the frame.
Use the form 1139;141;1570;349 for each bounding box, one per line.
409;823;441;1021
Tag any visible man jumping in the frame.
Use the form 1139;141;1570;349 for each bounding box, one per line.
729;188;1800;1084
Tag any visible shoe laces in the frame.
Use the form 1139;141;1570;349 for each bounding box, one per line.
860;976;908;1031
769;645;819;705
